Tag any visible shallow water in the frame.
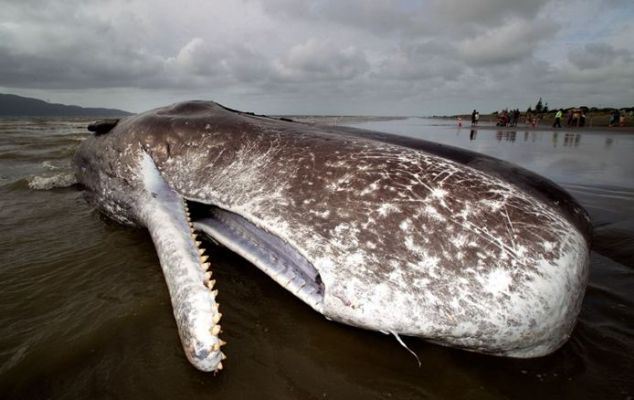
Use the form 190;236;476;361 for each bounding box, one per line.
0;118;632;399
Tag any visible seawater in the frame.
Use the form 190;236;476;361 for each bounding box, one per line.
0;117;632;399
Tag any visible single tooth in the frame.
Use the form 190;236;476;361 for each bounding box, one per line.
217;362;223;371
204;272;212;281
213;313;222;323
212;325;221;336
201;262;211;271
196;240;202;246
192;233;198;240
211;289;218;297
219;339;227;346
198;248;205;256
200;255;209;263
221;353;227;360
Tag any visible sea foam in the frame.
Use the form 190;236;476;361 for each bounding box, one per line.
28;173;76;190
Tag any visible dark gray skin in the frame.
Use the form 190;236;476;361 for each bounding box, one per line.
73;101;591;372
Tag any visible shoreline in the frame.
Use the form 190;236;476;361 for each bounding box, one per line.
436;111;632;129
452;123;634;134
275;115;408;125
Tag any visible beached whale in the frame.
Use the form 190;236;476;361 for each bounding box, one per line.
73;101;591;372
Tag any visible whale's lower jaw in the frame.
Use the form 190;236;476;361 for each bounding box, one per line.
191;205;325;313
189;200;588;360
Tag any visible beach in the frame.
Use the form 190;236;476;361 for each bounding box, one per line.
0;117;632;399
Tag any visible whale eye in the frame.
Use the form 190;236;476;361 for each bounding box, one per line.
87;119;119;136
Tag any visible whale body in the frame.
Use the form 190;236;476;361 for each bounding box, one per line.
73;101;591;372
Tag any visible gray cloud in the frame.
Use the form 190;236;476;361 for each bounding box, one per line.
273;39;369;81
568;43;632;70
458;18;559;66
0;0;632;114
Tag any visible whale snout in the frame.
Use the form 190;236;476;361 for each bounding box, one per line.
500;236;590;357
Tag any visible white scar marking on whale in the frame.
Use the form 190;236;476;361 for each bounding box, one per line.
377;203;400;217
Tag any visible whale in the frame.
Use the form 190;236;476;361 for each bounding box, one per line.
73;101;591;372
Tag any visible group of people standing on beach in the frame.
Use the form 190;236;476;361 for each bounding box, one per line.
495;109;521;127
608;109;626;127
553;108;588;128
460;105;630;129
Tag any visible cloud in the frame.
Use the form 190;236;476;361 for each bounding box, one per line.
0;0;632;113
458;18;559;66
374;41;464;81
430;0;550;24
273;39;369;81
568;43;632;70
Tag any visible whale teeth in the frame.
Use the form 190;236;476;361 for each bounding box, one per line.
204;272;212;281
198;248;205;256
217;362;223;371
201;262;211;271
212;325;221;336
200;255;209;263
219;339;227;346
221;353;227;360
213;313;222;323
207;279;216;289
195;240;202;246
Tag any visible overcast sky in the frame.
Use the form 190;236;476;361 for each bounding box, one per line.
1;0;632;115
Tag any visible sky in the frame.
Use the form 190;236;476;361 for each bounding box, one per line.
0;0;632;115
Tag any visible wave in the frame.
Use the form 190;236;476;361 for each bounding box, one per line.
27;173;77;190
42;161;59;170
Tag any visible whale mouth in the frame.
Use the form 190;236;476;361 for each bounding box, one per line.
186;200;325;313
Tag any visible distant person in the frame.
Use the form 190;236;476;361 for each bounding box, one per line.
570;108;581;127
475;111;480;125
457;116;463;127
553;109;563;128
609;109;620;127
471;109;477;126
579;111;586;127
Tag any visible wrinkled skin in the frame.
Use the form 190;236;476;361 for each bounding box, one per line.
73;101;591;371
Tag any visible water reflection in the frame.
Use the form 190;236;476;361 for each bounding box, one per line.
346;118;634;190
496;130;516;142
563;133;581;147
464;129;583;149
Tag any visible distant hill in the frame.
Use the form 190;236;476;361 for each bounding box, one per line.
0;93;132;117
